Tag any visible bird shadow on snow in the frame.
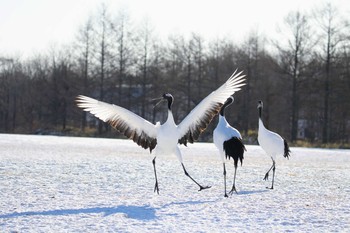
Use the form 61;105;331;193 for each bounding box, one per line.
2;195;273;221
237;189;269;195
0;200;217;221
0;205;157;221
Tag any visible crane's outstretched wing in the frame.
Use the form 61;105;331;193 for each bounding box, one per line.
178;70;246;146
76;95;158;152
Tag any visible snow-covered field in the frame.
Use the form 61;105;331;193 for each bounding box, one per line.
1;134;349;232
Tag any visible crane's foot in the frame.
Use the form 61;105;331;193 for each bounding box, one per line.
228;185;238;195
154;181;159;194
198;185;211;191
266;186;274;190
224;193;229;198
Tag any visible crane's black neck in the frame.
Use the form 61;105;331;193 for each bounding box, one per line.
258;107;262;118
163;93;173;111
220;97;233;116
258;101;263;119
167;98;173;110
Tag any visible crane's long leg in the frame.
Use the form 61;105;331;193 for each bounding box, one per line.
223;163;228;197
264;159;275;189
152;157;159;194
270;164;276;190
229;165;238;195
263;158;274;180
181;163;211;191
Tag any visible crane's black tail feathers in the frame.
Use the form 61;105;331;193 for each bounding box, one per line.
283;139;291;159
223;137;246;167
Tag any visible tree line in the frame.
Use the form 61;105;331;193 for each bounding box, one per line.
0;3;349;146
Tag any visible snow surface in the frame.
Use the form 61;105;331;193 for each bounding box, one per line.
1;133;349;232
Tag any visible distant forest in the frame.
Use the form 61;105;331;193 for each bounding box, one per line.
1;3;349;146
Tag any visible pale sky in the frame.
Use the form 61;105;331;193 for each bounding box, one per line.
0;0;349;58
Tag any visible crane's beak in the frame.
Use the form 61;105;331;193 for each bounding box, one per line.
151;97;165;109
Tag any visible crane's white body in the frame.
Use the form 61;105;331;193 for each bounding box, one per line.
213;96;246;196
213;115;242;163
257;100;290;190
258;119;284;161
154;110;182;162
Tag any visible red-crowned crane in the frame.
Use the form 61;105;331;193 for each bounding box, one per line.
213;96;246;197
76;71;245;194
257;100;291;189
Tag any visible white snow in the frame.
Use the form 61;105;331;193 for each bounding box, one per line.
1;133;349;232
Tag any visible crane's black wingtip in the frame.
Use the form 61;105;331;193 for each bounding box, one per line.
283;139;291;159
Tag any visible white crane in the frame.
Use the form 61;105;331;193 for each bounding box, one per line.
213;96;246;197
76;71;245;194
257;100;291;189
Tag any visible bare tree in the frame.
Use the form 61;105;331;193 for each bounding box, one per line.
140;19;150;118
76;17;93;131
239;31;261;134
48;47;75;130
149;41;166;123
110;8;134;107
275;10;315;141
27;55;51;131
135;18;157;118
190;33;205;98
163;34;186;122
92;4;112;134
313;3;349;143
207;39;221;87
0;58;17;132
